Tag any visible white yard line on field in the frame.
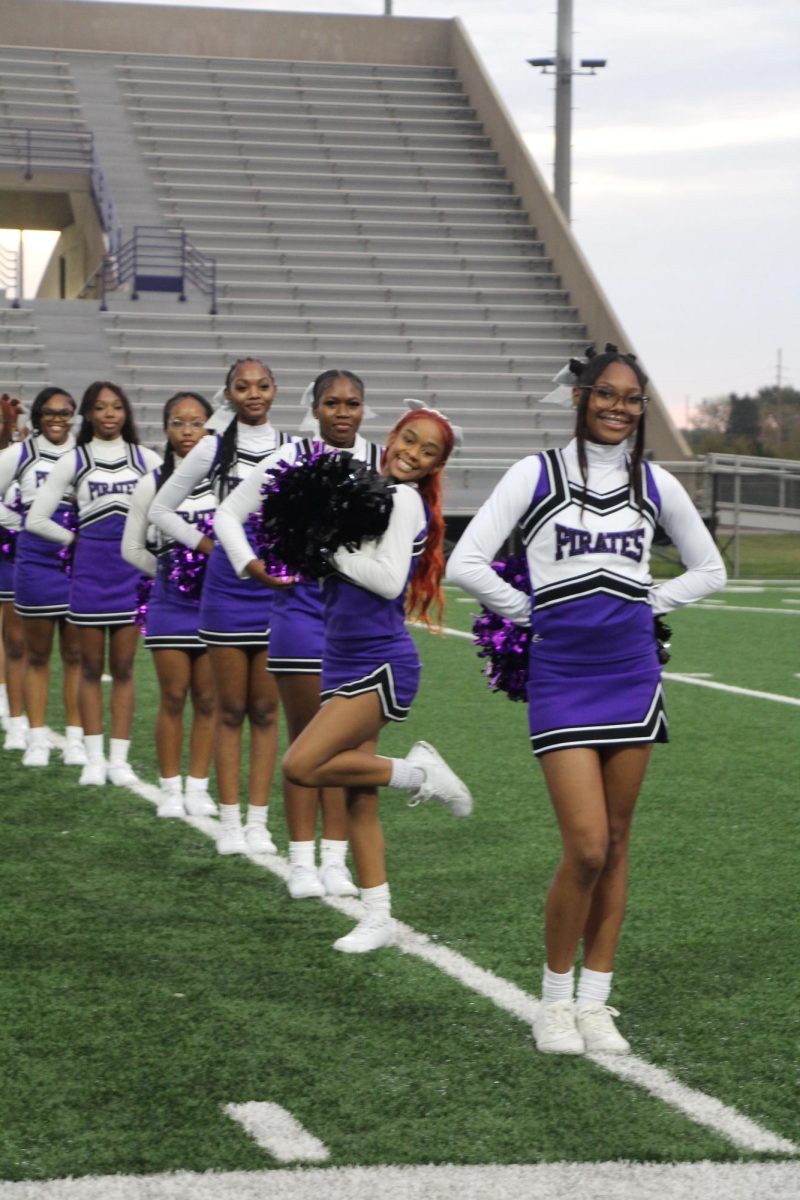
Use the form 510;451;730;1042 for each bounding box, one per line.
223;1103;329;1163
46;736;797;1159
437;625;800;706
1;1160;800;1200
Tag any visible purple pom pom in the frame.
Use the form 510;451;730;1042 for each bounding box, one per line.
57;504;79;577
0;494;24;562
165;516;214;600
134;575;154;634
470;553;532;702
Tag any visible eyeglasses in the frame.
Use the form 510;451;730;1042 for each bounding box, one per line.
585;385;649;414
40;410;74;421
167;418;206;431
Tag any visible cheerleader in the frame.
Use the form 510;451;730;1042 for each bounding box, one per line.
447;345;726;1054
148;358;292;856
27;381;161;785
122;392;217;818
282;405;472;954
215;369;382;900
0;481;27;751
0;388;85;765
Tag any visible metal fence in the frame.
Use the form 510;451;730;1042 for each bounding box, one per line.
98;226;217;314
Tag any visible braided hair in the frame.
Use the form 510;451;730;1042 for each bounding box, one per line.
156;391;212;493
570;343;649;511
312;368;365;406
77;381;140;446
216;358;274;498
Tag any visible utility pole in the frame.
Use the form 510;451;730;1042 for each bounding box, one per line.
528;0;606;222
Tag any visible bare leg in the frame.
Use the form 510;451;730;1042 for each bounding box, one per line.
78;625;107;736
187;650;215;780
581;745;651;971
2;601;26;717
58;618;82;727
346;740;385;888
208;645;250;808
283;692;392;790
246;648;280;809
22;616;56;729
152;648;191;779
278;673;348;841
108;624;140;740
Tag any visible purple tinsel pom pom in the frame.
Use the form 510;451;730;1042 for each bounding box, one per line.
134;575;154;634
165;516;214;601
0;494;24;562
471;553;532;702
57;504;79;577
257;450;394;579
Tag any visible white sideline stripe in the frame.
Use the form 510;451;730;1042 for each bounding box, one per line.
223;1102;329;1163
696;602;799;615
437;625;800;706
1;1162;800;1200
51;743;795;1160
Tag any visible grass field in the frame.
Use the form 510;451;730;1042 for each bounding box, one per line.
1;580;799;1198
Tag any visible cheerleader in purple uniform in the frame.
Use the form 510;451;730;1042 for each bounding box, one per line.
283;407;472;955
447;346;726;1055
0;388;85;766
148;358;292;857
122;392;217;819
27;382;161;786
216;369;382;901
0;474;27;751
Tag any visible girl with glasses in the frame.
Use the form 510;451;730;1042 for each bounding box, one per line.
0;388;84;766
447;344;726;1055
27;382;161;785
122;392;217;818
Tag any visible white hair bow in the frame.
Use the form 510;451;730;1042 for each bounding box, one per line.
204;387;238;433
402;398;464;447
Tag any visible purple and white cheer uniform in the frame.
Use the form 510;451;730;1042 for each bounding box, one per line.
447;439;726;756
320;483;429;723
215;435;383;674
27;437;161;627
0;479;21;602
149;423;291;649
122;468;216;651
0;434;77;619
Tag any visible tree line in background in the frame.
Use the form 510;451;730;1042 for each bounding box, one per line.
682;386;800;459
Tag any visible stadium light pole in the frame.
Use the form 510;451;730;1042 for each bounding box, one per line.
527;0;606;222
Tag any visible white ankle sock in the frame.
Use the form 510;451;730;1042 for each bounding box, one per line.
185;775;209;794
7;715;26;735
576;967;613;1008
84;733;104;761
289;840;316;869
159;775;182;794
387;757;425;792
28;726;49;746
361;882;391;914
0;683;8;714
246;804;267;829
109;738;130;765
65;725;84;743
219;805;242;830
541;965;574;1006
320;838;347;867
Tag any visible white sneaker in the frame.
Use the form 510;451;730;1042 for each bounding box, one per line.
319;861;359;898
157;790;185;819
244;824;277;855
576;1004;630;1054
62;740;88;766
406;740;473;818
533;1000;585;1055
217;824;248;855
333;911;396;954
4;726;28;751
108;763;138;788
79;759;107;786
23;742;51;768
287;864;326;900
184;791;218;818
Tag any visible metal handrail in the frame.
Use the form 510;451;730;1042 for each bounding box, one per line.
0;242;21;309
0;125;94;178
98;226;217;315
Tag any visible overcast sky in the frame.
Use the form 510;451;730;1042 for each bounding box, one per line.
74;0;800;423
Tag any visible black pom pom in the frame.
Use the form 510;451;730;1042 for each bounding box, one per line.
257;451;394;578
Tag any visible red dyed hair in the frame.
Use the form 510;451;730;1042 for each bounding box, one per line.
383;409;455;627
